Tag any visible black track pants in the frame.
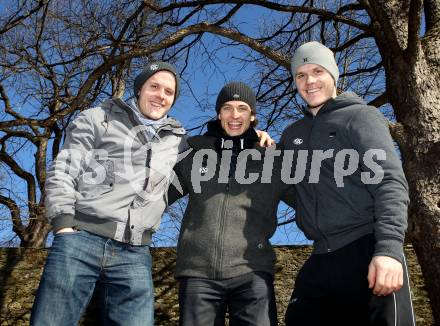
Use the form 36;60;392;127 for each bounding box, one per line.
284;234;416;326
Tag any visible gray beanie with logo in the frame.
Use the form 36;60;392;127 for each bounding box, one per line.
291;41;339;85
133;61;180;103
215;82;256;114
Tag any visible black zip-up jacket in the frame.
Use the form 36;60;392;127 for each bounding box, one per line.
168;121;295;279
280;92;409;262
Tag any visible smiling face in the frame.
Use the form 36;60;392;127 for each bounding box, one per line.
218;100;255;136
295;63;337;115
137;70;176;120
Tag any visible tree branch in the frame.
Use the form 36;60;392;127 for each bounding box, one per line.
332;32;372;52
278;217;296;227
110;2;147;57
367;92;388;108
0;194;24;237
0;129;37;143
214;3;242;25
145;0;370;31
0;0;48;35
424;0;440;37
358;0;404;54
0;118;41;129
156;6;201;28
0;84;25;120
340;61;382;77
336;3;364;15
42;22;289;124
35;138;48;191
0;143;37;216
405;0;423;60
197;24;290;67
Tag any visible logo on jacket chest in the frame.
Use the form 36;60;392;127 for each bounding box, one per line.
199;167;209;175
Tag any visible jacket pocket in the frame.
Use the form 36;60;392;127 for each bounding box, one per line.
76;159;115;199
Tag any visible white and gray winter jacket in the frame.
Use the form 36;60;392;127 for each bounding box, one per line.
45;98;186;245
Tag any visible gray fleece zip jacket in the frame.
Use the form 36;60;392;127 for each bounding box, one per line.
280;92;409;262
45;98;186;245
168;127;296;280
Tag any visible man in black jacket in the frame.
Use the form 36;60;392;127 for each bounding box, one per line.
282;41;415;326
168;82;295;326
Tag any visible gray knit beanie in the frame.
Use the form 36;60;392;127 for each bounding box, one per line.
291;41;339;85
133;61;180;103
215;82;256;114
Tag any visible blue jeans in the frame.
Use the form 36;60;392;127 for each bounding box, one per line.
31;230;154;326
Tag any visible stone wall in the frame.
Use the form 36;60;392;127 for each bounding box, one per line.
0;245;434;325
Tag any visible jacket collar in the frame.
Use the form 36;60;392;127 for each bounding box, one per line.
102;98;186;135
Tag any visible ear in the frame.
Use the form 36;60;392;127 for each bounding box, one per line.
218;113;221;120
250;115;255;121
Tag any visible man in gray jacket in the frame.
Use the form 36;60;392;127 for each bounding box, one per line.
282;42;415;325
168;82;295;326
31;62;186;326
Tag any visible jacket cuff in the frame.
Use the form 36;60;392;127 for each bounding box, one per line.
374;238;404;263
51;214;75;233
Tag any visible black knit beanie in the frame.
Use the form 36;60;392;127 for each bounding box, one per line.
133;61;180;103
215;82;257;127
215;82;257;113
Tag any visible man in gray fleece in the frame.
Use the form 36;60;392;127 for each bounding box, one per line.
168;82;295;326
282;41;415;325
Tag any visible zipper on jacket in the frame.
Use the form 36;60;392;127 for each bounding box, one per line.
308;115;330;252
212;178;230;279
119;101;153;244
122;105;152;195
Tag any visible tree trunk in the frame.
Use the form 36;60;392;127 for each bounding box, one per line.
394;61;440;325
20;221;51;248
19;208;51;248
366;0;440;320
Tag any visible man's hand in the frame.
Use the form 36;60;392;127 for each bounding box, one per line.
56;227;76;234
368;255;403;296
256;130;275;147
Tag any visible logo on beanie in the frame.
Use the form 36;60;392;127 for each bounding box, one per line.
150;64;159;71
303;58;308;62
233;94;240;99
293;138;303;145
